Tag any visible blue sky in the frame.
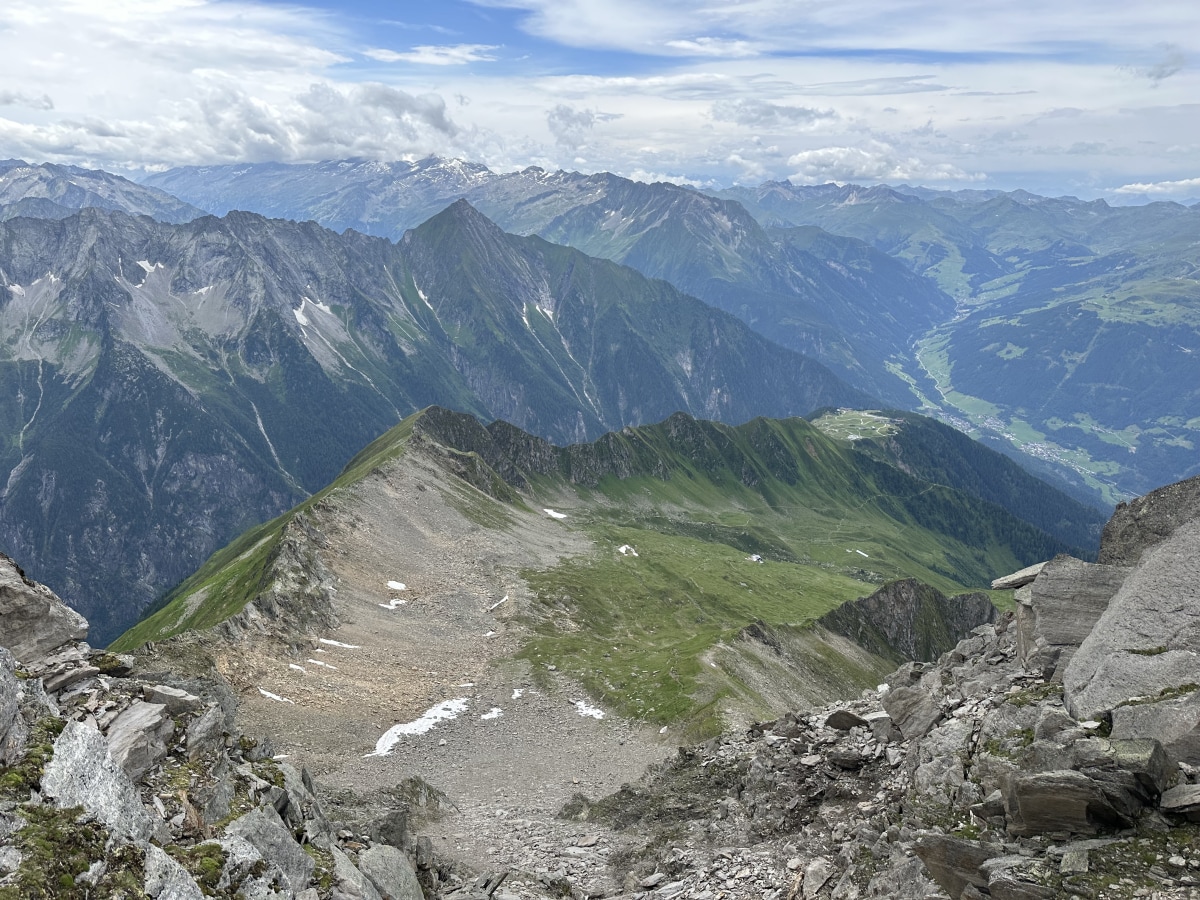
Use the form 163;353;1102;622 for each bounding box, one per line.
0;0;1197;199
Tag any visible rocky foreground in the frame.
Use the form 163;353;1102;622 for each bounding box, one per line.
2;475;1200;898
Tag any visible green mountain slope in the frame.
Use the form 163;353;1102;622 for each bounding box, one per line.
0;203;867;643
116;407;1079;736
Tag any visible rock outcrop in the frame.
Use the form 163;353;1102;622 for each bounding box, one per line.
0;557;429;899
543;474;1200;899
0;552;87;663
818;577;997;663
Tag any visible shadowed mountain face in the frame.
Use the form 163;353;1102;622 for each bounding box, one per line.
0;202;869;642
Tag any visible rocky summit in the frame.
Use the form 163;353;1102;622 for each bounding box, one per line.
1;475;1199;898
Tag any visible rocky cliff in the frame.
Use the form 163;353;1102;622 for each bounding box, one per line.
0;553;434;899
545;474;1200;899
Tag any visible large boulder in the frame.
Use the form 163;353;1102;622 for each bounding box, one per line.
0;553;87;663
40;720;158;843
106;700;176;781
1099;473;1200;566
357;845;424;900
1063;517;1200;764
1015;555;1128;672
225;804;315;893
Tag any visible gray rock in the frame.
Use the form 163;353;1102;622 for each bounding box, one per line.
1004;769;1127;836
1160;783;1200;821
992;562;1047;591
144;843;206;900
0;553;88;663
1023;555;1128;662
825;709;869;731
186;705;226;759
1110;690;1200;767
144;684;203;714
0;647;28;765
819;579;997;663
331;846;383;900
225;804;315;893
914;719;973;803
882;685;943;740
1099;472;1200;566
803;856;833;899
106;700;175;781
1064;518;1200;753
913;834;998;898
0;845;21;877
41;720;157;843
358;844;425;900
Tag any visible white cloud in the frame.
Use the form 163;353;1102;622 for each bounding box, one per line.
0;90;53;110
711;98;836;129
546;104;621;149
364;44;499;66
1114;176;1200;195
787;143;984;184
663;37;760;58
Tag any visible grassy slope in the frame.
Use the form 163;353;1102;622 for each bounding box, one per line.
114;408;1066;736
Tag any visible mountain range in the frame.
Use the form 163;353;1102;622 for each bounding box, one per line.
144;158;1200;505
0;199;868;643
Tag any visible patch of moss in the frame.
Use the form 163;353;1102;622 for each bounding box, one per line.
167;843;227;895
1006;682;1062;708
0;805;146;899
303;845;335;893
0;717;65;801
1126;645;1169;656
1117;683;1199;708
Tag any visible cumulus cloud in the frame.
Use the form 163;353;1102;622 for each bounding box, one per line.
1114;176;1200;195
546;104;620;149
710;98;836;129
364;44;499;65
787;144;983;184
0;90;53;110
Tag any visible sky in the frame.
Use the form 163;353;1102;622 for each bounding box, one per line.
0;0;1197;200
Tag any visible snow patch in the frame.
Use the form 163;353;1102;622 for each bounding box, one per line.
573;700;605;720
289;664;306;674
319;638;361;649
855;549;869;558
137;260;162;273
308;659;338;670
543;508;567;520
617;545;639;557
481;707;503;720
7;285;24;296
369;698;470;755
387;580;406;591
512;689;524;700
484;630;497;637
488;594;509;612
379;598;407;610
293;306;310;327
258;688;295;705
747;554;763;563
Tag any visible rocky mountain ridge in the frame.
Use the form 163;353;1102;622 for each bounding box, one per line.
3;471;1199;899
0;201;867;643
